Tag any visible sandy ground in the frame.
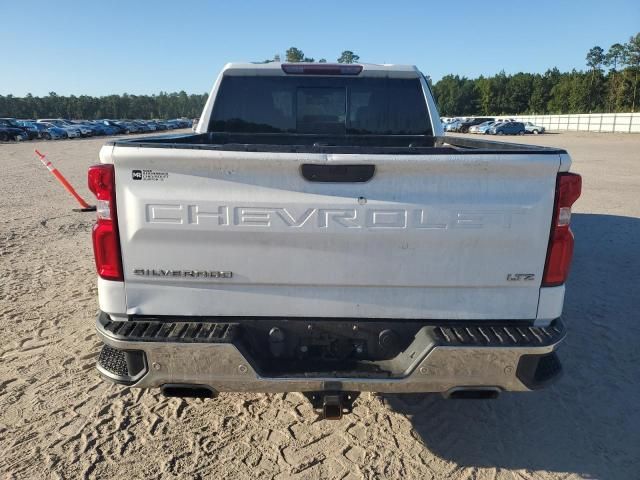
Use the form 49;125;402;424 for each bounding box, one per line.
0;131;639;480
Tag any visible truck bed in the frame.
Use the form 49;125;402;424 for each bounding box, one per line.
106;132;568;156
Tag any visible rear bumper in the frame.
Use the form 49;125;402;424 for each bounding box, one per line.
95;311;565;394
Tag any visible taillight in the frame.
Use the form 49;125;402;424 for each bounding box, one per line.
88;164;123;281
542;172;582;286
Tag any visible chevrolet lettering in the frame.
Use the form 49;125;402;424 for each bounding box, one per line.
145;204;527;230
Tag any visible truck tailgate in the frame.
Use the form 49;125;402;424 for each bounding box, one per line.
111;147;560;320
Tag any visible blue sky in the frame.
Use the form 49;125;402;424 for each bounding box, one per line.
2;0;638;96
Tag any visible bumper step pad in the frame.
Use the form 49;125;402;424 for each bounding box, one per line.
100;317;239;343
432;320;564;347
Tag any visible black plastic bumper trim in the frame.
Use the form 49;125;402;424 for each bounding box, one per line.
516;351;563;389
96;344;147;385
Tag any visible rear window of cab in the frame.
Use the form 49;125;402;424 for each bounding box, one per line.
210;76;432;136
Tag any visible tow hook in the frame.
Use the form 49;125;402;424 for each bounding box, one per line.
303;391;360;420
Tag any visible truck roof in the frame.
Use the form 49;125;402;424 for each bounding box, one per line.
221;62;423;79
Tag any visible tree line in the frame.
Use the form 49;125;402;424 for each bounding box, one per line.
433;33;640;116
260;48;360;64
0;91;208;120
2;35;638;120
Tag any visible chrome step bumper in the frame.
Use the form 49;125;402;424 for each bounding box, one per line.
95;311;565;394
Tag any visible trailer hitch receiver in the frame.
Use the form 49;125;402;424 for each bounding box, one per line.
303;391;360;420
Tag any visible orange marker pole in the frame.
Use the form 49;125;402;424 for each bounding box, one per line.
35;150;95;212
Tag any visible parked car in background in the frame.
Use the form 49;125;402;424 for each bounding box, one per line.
0;118;37;140
38;123;69;140
134;121;152;132
38;119;83;137
83;121;110;135
468;120;494;134
478;121;501;134
122;121;141;133
110;121;130;133
167;118;190;129
91;121;120;135
70;120;104;136
489;121;526;135
444;119;462;132
18;120;65;140
37;120;81;138
15;120;43;139
18;120;46;138
524;122;545;134
60;120;93;137
0;124;28;141
458;117;494;133
101;120;128;134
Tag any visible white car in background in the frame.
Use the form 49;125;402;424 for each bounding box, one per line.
525;122;545;134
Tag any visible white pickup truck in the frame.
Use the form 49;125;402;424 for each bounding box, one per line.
91;62;581;419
